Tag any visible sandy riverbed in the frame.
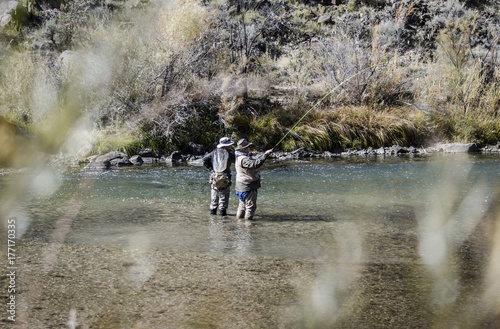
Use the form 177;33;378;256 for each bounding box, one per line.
4;215;495;329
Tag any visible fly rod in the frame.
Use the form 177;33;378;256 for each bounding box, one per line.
273;58;388;150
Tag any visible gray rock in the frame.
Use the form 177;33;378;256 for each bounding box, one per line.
110;157;132;167
186;155;204;166
141;157;159;164
322;151;339;157
161;151;184;165
318;15;331;24
93;151;132;167
435;143;480;153
85;161;110;171
291;147;311;158
392;145;409;154
0;1;18;27
171;151;183;162
130;155;143;165
94;151;127;163
139;148;157;158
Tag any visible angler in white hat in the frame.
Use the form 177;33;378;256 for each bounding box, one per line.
202;137;235;216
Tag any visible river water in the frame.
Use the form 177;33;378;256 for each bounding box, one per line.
1;153;500;328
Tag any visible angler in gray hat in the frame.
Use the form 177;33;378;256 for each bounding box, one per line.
202;137;236;216
234;139;273;220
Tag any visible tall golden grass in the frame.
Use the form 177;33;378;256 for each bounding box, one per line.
247;106;428;151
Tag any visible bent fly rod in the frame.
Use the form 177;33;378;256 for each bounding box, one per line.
273;58;388;150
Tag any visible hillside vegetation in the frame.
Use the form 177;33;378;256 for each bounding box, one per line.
1;0;499;160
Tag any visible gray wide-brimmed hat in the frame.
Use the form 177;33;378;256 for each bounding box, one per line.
235;138;253;150
217;136;234;148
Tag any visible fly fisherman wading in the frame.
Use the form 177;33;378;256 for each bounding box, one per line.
234;139;273;221
203;137;236;216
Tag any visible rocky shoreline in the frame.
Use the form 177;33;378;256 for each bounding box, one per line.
80;142;500;170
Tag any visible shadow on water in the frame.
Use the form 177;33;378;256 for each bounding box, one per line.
254;214;335;222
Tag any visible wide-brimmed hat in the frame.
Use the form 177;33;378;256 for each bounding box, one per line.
235;138;253;150
217;136;234;148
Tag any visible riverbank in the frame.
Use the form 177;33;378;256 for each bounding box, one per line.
75;142;500;171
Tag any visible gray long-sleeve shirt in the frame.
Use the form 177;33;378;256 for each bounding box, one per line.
234;150;268;192
202;148;235;174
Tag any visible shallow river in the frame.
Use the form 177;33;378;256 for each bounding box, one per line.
12;154;499;256
1;153;499;328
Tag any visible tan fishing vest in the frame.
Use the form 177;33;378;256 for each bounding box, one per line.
235;155;260;183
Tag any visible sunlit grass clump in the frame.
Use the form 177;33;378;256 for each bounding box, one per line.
247;106;428;151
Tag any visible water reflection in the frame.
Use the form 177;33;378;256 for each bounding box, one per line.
208;217;252;255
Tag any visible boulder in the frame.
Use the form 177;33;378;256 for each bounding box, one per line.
171;151;183;162
318;15;332;24
435;143;480;153
129;155;143;165
95;151;132;166
110;157;132;167
186;155;204;166
139;148;158;158
141;157;159;164
391;145;409;154
480;144;500;153
161;151;184;165
322;151;340;158
291;147;311;158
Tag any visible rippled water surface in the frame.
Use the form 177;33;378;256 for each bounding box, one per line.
2;153;500;328
3;153;498;258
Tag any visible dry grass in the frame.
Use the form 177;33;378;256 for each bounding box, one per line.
274;106;427;151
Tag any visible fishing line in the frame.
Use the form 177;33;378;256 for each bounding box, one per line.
273;58;389;150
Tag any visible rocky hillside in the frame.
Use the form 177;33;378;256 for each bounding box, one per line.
1;0;499;161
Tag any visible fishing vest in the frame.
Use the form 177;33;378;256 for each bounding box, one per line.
235;155;260;184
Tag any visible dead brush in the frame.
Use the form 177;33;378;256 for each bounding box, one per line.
415;15;500;143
